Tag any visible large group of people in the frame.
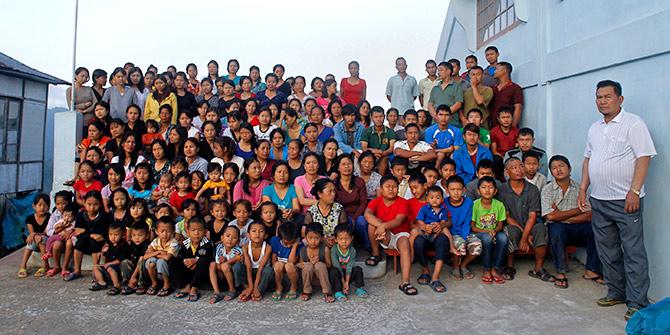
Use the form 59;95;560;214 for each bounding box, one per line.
17;46;655;321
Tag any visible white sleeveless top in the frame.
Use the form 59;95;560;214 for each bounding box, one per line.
247;241;267;269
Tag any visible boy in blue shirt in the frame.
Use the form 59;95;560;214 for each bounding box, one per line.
269;221;300;301
445;175;481;280
424;104;463;168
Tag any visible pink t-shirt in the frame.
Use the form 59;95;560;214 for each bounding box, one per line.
294;175;325;214
233;179;270;209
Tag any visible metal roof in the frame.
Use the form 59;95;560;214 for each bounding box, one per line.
0;51;69;85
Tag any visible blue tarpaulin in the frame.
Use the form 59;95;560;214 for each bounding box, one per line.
1;192;37;249
627;298;670;335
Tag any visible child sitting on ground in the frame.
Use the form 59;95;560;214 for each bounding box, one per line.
445;176;481;281
63;191;109;281
236;222;273;302
209;225;243;304
228;199;253;245
300;223;334;303
471;176;508;285
144;216;179;297
329;224;367;301
43;203;77;277
173;216;213;302
270;222;300;301
90;224;129;295
120;224;150;295
18;194;51;278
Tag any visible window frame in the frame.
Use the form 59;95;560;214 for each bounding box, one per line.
0;96;23;163
477;0;521;49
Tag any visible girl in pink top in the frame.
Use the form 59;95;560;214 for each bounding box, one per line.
233;158;270;210
294;152;326;214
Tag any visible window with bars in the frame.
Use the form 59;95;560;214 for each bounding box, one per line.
477;0;520;48
0;97;22;162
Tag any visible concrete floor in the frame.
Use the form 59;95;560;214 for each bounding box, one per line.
0;251;628;335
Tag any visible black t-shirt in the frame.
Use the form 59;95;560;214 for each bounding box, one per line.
105;241;130;262
127;121;147;140
206;220;228;244
277;81;292;96
26;214;50;235
178;240;213;262
75;211;111;237
176;91;197;117
127;240;149;264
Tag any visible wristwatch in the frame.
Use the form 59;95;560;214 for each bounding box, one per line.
630;188;641;196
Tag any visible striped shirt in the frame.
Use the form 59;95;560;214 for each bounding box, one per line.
584;109;656;200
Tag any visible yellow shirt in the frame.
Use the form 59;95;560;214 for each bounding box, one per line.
144;92;178;125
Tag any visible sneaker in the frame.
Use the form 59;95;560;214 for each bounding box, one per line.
624;307;639;321
597;297;626;307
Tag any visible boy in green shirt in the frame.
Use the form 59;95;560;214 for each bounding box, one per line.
462;108;490;147
471;176;508;285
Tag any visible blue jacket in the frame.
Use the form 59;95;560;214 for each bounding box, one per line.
333;121;365;154
453;144;493;184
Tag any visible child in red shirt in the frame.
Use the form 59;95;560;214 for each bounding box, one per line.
490;107;519;157
364;175;417;296
73;161;104;207
169;171;195;215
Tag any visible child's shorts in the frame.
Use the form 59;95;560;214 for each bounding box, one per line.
453;234;482;256
99;264;121;283
380;232;410;251
25;234;47;251
74;236;105;254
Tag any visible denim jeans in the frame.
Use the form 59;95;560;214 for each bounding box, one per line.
477;232;508;271
349;215;370;249
548;221;601;274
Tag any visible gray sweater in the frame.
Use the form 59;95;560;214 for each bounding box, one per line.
102;85;138;121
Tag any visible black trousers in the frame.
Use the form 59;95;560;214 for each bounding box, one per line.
328;266;364;292
175;257;210;289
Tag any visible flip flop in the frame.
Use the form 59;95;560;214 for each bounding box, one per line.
34;268;47;278
284;291;298;301
146;286;158;295
157;288;172;297
365;255;382;267
107;287;121;295
187;293;200;302
398;283;418;296
210;293;224;304
17;268;28;278
481;275;493;285
449;268;463;281
64;272;80;282
300;293;311;301
417;274;431;285
271;292;283;301
582;274;605;285
334;291;348;301
324;294;335;303
528;269;556;282
429;280;447;293
223;291;238;301
554;277;569;289
492;274;505;284
462;268;475;280
355;287;368;298
173;291;189;299
46;268;61;277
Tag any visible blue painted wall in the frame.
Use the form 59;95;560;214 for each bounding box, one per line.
437;0;670;300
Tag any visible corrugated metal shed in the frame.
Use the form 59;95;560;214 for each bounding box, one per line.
0;52;69;85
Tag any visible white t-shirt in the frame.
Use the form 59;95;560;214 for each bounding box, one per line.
254;124;277;141
393;140;433;169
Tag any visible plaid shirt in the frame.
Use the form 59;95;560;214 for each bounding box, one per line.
541;178;591;219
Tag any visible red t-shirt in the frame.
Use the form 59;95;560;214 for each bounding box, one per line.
407;197;426;227
249;116;260;127
169;191;195;211
367;196;410;234
490;82;523;127
73;179;103;197
490;126;519;156
340;78;367;106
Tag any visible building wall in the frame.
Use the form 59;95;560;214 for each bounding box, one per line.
437;0;670;300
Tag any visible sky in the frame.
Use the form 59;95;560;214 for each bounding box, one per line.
1;0;450;109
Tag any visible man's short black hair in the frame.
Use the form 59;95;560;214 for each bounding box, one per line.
596;80;622;96
304;223;323;237
436;104;451;114
549;155;571;169
438;61;453;72
467;108;483;118
476;159;494;171
391;157;409;168
425;59;437;66
522;151;541;163
404;122;420;132
485;46;499;54
463;123;480;136
447;58;460;67
446;175;465;187
278;221;299;241
465;55;478;62
408;173;427;185
498;61;513;74
380;174;400;186
518;127;535;138
478;176;497;189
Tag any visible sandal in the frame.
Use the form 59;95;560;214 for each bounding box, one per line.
238;293;251;302
334;291;348;301
501;267;516;281
449;268;463;281
429;280;447;293
355;287;368;298
135;286;147;295
528;269;556;282
300;293;311;301
121;286;136;295
481;274;493;285
89;282;107;291
251;294;263;302
46;268;61;277
271;292;283;301
61;270;70;279
324;294;335;303
157;288;172;297
554;277;569;289
64;272;80;282
223;291;238;301
365;255;381;267
398;283;418;296
17;268;28;278
107;287;121;295
462;268;475;280
583;274;605;285
284;291;298;301
41;252;52;261
210;293;224;304
417;273;431;285
146;286;158;295
492;274;505;284
34;267;46;278
187;293;200;302
173;291;189;299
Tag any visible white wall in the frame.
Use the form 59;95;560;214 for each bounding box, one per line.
437;0;670;301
